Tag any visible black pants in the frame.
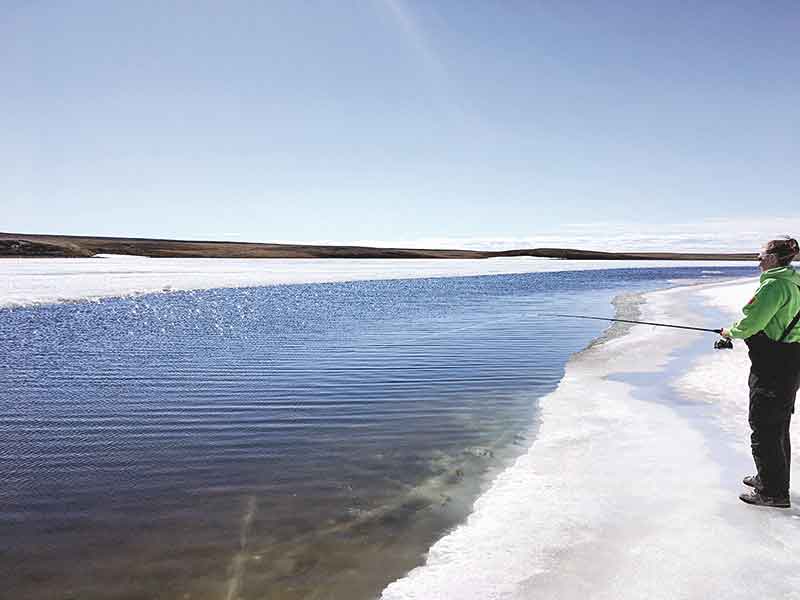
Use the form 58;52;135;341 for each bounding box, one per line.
746;332;800;497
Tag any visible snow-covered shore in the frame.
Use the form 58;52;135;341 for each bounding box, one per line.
0;255;747;308
381;276;800;600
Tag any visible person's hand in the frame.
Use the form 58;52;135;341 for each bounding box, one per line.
720;328;732;339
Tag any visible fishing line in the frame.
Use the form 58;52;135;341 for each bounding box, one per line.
539;313;733;349
539;313;722;334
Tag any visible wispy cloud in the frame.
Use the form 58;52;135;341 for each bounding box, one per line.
379;0;447;81
374;0;477;125
316;217;800;253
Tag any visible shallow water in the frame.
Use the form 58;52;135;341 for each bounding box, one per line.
0;266;755;599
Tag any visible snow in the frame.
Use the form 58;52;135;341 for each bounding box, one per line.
0;255;748;308
381;277;800;600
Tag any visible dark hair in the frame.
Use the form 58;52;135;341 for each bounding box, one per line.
766;236;800;266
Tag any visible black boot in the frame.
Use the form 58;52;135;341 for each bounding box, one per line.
739;490;790;508
742;474;762;489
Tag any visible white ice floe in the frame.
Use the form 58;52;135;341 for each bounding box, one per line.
0;255;748;308
381;277;800;600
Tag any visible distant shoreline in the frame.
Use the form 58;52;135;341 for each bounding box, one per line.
0;232;755;261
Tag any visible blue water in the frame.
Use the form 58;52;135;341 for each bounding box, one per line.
0;266;756;599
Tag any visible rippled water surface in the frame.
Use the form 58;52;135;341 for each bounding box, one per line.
1;267;754;599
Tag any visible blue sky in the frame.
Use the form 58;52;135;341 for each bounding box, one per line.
2;1;798;251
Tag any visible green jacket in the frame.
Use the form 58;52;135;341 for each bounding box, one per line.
728;266;800;342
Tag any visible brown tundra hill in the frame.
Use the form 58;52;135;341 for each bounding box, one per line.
0;232;755;261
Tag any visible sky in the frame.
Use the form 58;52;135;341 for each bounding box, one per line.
1;1;798;252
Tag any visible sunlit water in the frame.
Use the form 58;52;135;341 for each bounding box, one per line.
0;266;755;599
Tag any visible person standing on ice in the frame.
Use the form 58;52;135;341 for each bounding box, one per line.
721;237;800;508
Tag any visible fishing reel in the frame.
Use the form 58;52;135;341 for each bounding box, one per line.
714;337;734;350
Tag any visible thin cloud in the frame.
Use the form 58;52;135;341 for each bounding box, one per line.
379;0;447;81
326;217;800;253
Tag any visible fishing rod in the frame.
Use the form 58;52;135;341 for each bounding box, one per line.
542;313;734;349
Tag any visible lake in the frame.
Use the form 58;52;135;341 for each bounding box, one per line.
0;265;755;599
